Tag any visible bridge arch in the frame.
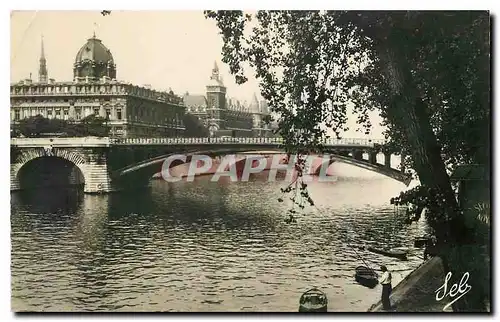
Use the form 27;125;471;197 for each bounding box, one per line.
114;147;275;181
13;149;87;191
14;148;87;166
312;158;337;176
113;147;410;185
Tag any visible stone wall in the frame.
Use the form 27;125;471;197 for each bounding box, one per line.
11;146;117;193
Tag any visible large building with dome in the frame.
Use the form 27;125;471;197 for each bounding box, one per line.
10;35;272;138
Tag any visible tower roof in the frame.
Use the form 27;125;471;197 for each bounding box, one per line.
208;60;224;87
40;35;46;61
38;35;48;83
75;35;114;64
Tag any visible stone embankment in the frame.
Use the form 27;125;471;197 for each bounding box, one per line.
368;256;452;312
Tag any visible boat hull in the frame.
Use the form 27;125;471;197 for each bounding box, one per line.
299;304;327;312
355;266;378;288
298;288;328;312
355;275;378;289
414;237;431;248
367;246;408;261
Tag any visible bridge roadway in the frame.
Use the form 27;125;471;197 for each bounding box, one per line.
10;137;410;193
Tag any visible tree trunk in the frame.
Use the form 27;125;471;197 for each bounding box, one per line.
375;41;487;312
376;43;460;240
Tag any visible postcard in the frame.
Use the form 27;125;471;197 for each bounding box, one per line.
10;10;491;313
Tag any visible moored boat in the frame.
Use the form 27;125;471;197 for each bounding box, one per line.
367;246;408;261
354;265;378;288
414;237;431;248
298;288;328;312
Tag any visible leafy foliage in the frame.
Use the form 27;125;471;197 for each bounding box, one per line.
78;114;110;137
14;115;66;137
12;114;109;137
183;114;210;137
205;11;489;238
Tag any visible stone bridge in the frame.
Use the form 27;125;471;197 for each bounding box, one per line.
10;137;410;193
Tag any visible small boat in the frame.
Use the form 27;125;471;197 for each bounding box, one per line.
367;246;408;261
355;265;378;288
298;288;328;312
414;237;431;248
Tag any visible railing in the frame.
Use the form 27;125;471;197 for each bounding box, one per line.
112;137;386;147
10;137;112;146
10;136;386;147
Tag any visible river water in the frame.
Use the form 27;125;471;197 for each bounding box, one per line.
11;162;429;312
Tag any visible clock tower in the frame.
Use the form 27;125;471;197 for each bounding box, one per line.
206;61;226;131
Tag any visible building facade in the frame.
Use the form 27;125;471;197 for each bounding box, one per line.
10;35;186;138
183;62;272;137
10;36;273;138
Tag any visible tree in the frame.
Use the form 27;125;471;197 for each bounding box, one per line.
183;113;210;137
16;115;48;137
14;114;110;137
79;114;109;137
205;11;490;311
16;115;69;137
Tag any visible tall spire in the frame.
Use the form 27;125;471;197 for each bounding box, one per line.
211;61;220;81
209;60;225;87
40;35;45;60
38;35;48;83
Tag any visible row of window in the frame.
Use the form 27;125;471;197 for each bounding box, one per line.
12;85;182;105
13;99;106;104
131;114;184;126
186;106;260;115
12;108;122;121
11;85;126;95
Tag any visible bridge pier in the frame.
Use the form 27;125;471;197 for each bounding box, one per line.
369;152;378;165
384;152;392;168
10;159;119;194
353;150;364;161
80;163;117;193
10;164;21;192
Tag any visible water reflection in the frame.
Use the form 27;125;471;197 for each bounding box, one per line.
11;188;84;216
11;173;429;312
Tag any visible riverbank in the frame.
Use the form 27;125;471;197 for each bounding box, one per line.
368;256;452;312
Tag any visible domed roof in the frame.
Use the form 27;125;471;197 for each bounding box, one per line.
75;36;114;64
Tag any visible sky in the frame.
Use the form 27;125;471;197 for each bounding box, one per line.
10;10;386;139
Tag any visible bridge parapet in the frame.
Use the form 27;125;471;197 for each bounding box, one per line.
10;136;386;148
11;137;112;147
112;137;386;147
